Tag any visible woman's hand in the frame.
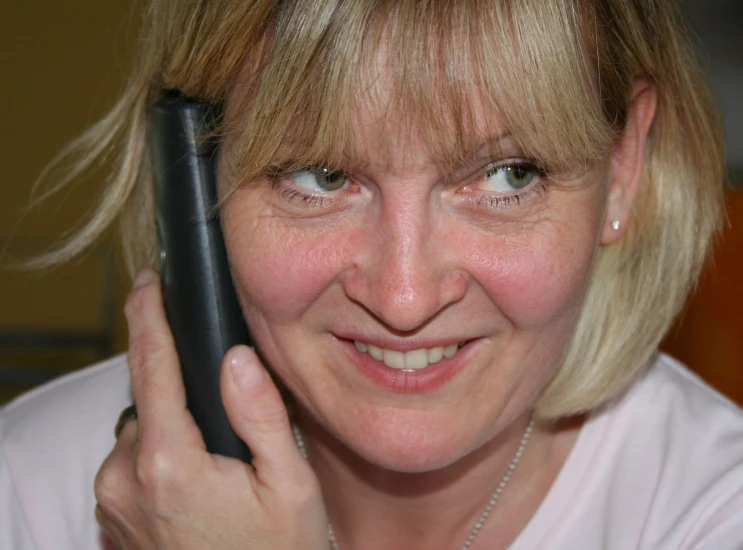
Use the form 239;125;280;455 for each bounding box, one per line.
94;269;329;549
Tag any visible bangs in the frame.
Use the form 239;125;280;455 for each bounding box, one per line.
224;0;627;187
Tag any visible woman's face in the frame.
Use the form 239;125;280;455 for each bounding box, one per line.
220;64;642;472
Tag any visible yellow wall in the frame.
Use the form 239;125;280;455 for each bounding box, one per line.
0;1;133;399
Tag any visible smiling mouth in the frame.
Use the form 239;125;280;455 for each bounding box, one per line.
353;340;467;370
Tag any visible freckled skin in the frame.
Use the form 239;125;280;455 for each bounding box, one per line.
213;32;656;483
220;100;611;472
208;40;656;543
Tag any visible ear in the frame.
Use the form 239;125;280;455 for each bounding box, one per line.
600;78;658;245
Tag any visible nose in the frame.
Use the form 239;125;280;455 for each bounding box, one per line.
341;196;468;332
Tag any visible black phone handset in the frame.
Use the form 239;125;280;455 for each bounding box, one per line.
150;92;253;462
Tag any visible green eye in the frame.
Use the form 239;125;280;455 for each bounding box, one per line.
484;163;538;192
504;165;534;189
318;168;347;190
293;167;348;192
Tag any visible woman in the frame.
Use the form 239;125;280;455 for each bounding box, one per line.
2;0;742;548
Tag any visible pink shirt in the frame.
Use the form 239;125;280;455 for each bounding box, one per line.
2;353;742;549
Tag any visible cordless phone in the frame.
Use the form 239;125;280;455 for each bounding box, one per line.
150;92;253;462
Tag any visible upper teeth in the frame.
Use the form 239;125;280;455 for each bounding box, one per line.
354;341;461;370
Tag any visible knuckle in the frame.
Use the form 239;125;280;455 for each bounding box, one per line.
134;447;179;489
94;459;128;512
249;399;289;429
133;447;184;516
124;285;172;374
128;334;163;373
242;385;289;428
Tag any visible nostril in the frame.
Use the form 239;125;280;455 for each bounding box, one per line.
339;251;470;333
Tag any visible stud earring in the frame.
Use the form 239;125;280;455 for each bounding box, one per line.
611;220;621;231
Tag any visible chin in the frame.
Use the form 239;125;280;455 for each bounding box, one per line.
338;414;483;473
359;439;476;474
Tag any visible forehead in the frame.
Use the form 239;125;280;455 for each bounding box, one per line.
346;39;511;170
222;1;619;182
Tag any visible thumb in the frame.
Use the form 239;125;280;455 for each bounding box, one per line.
220;345;305;484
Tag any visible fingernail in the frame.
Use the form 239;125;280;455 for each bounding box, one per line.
230;346;267;388
133;269;157;288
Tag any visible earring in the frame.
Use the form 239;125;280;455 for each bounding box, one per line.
611;220;621;231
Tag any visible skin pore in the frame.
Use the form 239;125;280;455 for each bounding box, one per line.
217;47;656;549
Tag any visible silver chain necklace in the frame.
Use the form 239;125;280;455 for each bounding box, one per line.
292;417;535;550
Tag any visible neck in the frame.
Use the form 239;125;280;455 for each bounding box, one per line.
296;411;583;550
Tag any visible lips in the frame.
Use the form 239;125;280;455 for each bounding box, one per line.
340;337;477;393
353;340;463;370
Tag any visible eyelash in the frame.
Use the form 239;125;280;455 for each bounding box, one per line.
469;182;548;209
461;159;548;210
271;159;549;210
485;159;547;181
280;187;331;207
267;165;344;208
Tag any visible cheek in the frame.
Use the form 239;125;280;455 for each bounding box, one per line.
222;185;605;337
459;221;599;330
221;202;359;324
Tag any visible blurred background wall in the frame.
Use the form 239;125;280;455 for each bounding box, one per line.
0;0;133;402
0;0;741;404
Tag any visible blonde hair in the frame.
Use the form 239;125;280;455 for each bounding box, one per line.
36;0;725;417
